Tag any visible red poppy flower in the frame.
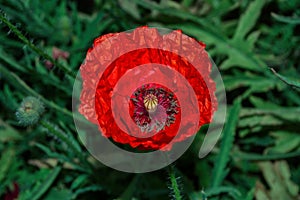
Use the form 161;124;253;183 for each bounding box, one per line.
79;26;217;150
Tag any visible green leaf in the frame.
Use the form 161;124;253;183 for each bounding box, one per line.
211;99;241;187
34;142;87;173
0;11;76;78
118;0;141;19
72;185;103;199
0;148;15;183
266;131;300;154
19;166;61;200
244;187;255;200
255;182;269;200
0;65;74;119
70;174;89;190
279;162;299;196
43;188;72;200
207;186;241;199
72;12;112;52
168;22;266;72
257;161;299;199
224;74;276;91
246;30;261;50
138;0;267;72
249;96;279;109
132;0;207;25
234;151;300;161
40;120;83;156
30;167;61;200
0;48;26;72
232;0;266;42
238;115;283;128
271;13;300;24
119;175;141;200
35;143;75;165
191;186;242;200
0;119;22;142
240;107;300;123
271;68;300;89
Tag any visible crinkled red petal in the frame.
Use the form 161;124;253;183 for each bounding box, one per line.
79;27;217;150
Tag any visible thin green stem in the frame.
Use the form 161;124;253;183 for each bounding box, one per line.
0;11;76;78
270;68;300;90
168;165;182;200
0;65;74;119
0;65;90;126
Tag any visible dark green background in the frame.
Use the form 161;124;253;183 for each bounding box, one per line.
0;0;300;199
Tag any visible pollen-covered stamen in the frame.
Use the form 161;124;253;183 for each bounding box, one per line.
130;83;180;133
144;94;158;112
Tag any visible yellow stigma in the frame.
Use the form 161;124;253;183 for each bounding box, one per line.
144;94;158;112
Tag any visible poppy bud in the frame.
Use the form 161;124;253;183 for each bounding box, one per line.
16;96;45;126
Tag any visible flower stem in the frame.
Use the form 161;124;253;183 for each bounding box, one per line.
168;165;182;200
0;11;76;78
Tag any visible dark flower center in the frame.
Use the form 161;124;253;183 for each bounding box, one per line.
130;83;179;133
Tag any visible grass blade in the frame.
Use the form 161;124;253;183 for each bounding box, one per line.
211;99;241;187
271;13;300;24
270;68;300;90
29;166;61;200
232;0;266;42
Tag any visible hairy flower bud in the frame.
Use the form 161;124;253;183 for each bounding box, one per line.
16;96;45;126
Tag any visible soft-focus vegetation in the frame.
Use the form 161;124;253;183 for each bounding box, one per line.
0;0;299;199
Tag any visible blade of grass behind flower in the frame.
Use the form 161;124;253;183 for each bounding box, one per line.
270;68;300;90
0;11;76;78
0;148;15;184
34;143;87;172
232;0;266;43
26;166;61;200
144;0;267;72
72;185;103;199
190;187;241;200
271;13;300;24
206;186;241;199
222;0;266;70
0;119;22;142
211;99;241;188
0;48;26;72
118;175;140;200
0;65;73;119
132;0;207;26
234;151;300;161
166;22;266;72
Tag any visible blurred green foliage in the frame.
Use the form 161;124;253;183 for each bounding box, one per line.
0;0;300;199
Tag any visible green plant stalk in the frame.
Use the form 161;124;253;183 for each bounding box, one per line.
168;165;182;200
0;65;73;119
0;11;76;78
40;120;93;173
0;65;90;126
211;98;241;188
